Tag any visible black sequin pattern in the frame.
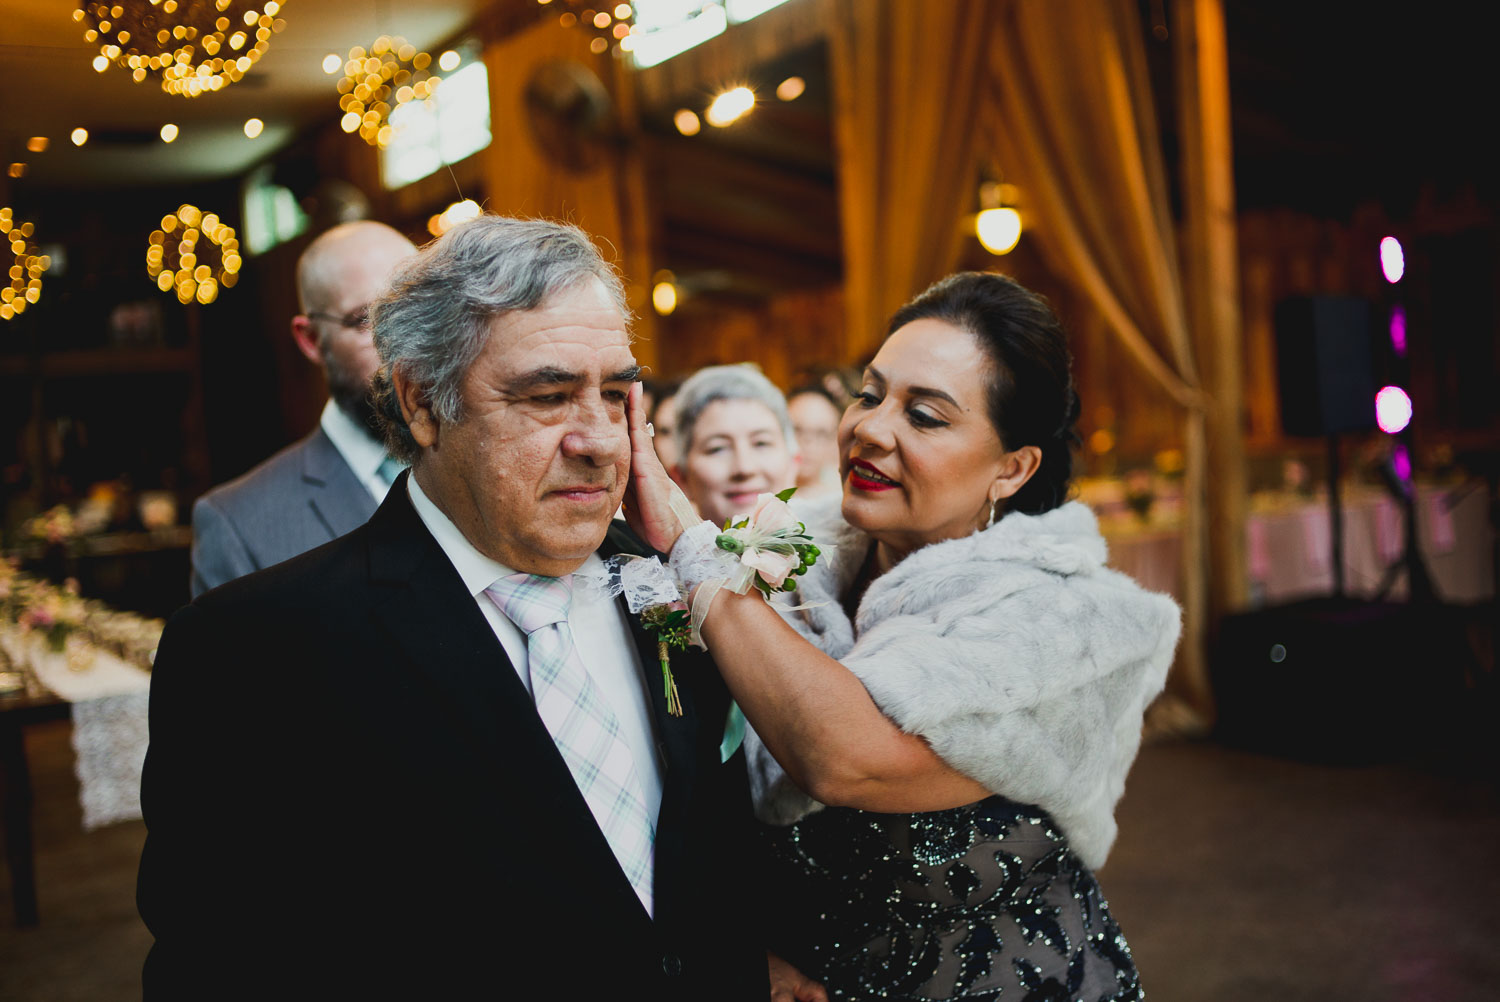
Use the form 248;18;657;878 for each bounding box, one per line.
761;797;1142;1001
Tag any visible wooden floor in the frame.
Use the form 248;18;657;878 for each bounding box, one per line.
2;720;1499;1001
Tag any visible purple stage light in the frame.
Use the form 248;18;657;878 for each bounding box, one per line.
1389;305;1407;356
1392;442;1412;483
1375;385;1412;434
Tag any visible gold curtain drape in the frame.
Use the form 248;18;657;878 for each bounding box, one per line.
979;0;1223;722
827;0;992;364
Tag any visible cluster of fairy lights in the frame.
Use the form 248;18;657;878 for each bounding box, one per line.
541;1;638;55
74;1;287;98
147;205;241;305
1;210;50;322
336;36;439;149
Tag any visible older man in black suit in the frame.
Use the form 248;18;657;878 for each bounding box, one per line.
138;217;768;999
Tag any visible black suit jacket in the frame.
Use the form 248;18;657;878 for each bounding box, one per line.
139;475;766;999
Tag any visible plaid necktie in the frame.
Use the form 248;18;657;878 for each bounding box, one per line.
484;573;656;916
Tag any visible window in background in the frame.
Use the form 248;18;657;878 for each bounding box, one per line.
629;0;794;68
381;59;491;190
242;165;309;256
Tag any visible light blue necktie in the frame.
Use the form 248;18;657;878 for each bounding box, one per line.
375;456;403;488
484;573;656;916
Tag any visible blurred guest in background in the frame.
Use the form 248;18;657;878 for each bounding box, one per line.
671;365;799;526
188;221;416;597
647;379;682;473
787;385;844;500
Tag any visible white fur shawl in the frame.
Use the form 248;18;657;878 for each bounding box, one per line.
748;495;1181;869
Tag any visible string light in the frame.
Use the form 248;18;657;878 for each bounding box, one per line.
146;204;240;306
775;76;804;101
673;109;701;136
160;123;179;142
334;36;439;149
705;86;754;127
0;208;49;321
26;137;48;153
427;199;481;237
321;52;341;74
243;117;263;138
71;128;89;146
73;2;289;98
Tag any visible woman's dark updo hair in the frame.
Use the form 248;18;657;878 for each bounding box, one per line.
886;272;1081;515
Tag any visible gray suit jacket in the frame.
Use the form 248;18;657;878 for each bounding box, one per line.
190;426;377;597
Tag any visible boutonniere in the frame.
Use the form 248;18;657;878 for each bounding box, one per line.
640;602;690;716
577;553;693;717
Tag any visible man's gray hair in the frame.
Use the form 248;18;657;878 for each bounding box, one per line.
370;215;629;462
673;364;798;460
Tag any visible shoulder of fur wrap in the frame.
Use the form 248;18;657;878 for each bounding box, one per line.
761;499;1181;869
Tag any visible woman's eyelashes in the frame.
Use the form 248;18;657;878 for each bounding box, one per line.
855;389;949;429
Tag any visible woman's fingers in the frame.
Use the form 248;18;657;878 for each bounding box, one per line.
624;380;684;553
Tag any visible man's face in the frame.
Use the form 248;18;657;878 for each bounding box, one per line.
410;277;637;577
313;234;414;425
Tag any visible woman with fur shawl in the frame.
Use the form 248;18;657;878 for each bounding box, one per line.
624;273;1181;1002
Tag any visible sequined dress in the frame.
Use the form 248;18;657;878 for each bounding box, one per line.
761;796;1143;1001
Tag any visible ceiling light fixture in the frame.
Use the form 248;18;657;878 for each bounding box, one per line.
705;86;754;127
335;36;439;149
147;204;241;306
1;209;49;321
73;1;289;98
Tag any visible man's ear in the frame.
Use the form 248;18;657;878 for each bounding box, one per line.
990;444;1043;503
393;368;438;449
290;315;322;365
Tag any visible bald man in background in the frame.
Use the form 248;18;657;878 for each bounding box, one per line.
189;221;418;597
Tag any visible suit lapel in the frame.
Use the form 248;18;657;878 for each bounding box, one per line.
301;426;378;540
598;522;713;922
363;483;654;931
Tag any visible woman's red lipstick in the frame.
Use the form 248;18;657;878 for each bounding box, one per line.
848;459;900;492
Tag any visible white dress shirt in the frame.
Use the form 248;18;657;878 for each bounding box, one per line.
406;476;665;826
320;400;399;502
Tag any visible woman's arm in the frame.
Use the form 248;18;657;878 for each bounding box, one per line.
623;384;990;813
702;586;990;812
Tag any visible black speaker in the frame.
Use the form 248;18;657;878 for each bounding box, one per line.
1212;598;1468;763
1274;296;1377;436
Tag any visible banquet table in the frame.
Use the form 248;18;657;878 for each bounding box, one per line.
0;631;151;926
1103;483;1494;605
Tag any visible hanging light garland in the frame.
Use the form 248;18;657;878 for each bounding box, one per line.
335;36;440;149
73;1;288;98
541;1;636;55
0;209;49;322
147;205;241;305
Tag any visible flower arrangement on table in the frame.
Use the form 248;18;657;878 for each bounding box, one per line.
0;561;163;675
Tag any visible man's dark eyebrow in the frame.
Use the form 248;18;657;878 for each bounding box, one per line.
865;367;960;407
505;367;581;393
606;365;643;384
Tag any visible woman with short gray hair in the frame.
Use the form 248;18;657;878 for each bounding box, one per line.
671;365;800;528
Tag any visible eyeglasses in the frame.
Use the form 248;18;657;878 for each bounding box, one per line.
306;306;371;330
